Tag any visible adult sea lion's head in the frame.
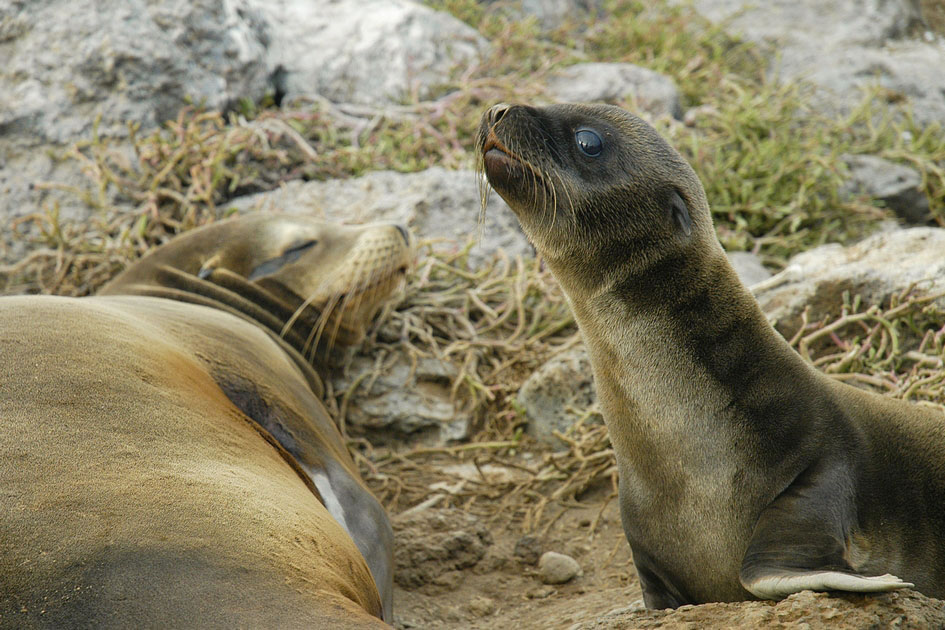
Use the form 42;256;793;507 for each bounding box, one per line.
101;214;413;355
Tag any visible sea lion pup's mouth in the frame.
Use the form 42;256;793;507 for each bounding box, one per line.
477;103;548;195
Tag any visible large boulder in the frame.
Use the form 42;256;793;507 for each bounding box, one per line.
0;0;271;228
0;0;486;240
330;354;471;444
547;63;683;120
688;0;945;127
517;347;597;446
0;0;271;146
753;227;945;335
261;0;487;106
841;154;932;224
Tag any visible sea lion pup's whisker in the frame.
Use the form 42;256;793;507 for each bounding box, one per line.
477;101;945;610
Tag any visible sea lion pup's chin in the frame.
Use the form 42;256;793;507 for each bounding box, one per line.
478;102;945;609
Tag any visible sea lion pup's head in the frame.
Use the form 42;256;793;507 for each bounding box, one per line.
101;214;413;355
477;103;719;298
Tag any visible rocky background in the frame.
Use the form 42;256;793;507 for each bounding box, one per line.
3;0;945;628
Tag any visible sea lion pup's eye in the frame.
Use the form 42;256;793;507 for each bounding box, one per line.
248;239;318;280
575;128;603;157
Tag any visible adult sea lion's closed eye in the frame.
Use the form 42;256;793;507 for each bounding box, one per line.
249;238;319;280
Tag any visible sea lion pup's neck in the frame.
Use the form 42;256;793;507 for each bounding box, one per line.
478;101;817;482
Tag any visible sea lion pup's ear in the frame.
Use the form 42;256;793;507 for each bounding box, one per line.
670;189;692;237
248;239;319;281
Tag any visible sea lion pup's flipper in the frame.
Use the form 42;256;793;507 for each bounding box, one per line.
739;460;914;600
631;546;693;610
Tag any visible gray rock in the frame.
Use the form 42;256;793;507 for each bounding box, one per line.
842;154;931;224
547;63;683;119
0;0;271;228
538;551;582;584
227;167;533;267
687;0;945;127
0;0;488;238
331;354;471;443
726;251;772;287
753;227;945;335
517;347;597;446
483;0;604;31
261;0;488;106
0;0;270;145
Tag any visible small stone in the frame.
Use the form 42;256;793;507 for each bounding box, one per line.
841;154;931;224
514;535;543;565
465;595;497;617
526;586;556;599
517;347;597;447
538;551;582;584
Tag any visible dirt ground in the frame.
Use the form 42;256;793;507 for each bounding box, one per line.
372;449;945;630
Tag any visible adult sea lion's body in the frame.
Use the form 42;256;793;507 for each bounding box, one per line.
477;103;945;608
0;215;410;628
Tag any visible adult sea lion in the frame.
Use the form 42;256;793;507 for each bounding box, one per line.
0;214;411;628
477;102;945;609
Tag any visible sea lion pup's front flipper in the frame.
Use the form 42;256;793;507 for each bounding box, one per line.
739;460;913;600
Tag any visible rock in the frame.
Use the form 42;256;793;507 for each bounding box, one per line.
483;0;604;31
331;353;471;443
547;63;683;120
571;589;945;629
727;251;772;287
0;0;271;228
0;0;488;241
227;167;533;267
752;227;945;336
514;535;544;565
393;508;493;589
842;154;932;224
0;0;270;145
538;551;582;584
464;595;497;617
517;347;596;446
688;0;945;128
261;0;487;106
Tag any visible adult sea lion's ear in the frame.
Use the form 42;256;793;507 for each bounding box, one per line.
671;189;692;237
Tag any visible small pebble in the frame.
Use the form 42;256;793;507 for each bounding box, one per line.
465;595;496;617
538;551;582;584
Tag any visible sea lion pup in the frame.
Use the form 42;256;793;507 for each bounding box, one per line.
0;214;411;628
477;103;945;609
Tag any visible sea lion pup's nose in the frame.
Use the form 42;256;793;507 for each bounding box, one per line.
487;103;511;125
393;224;410;246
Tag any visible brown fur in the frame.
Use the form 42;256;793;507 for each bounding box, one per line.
478;103;945;608
0;215;411;628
